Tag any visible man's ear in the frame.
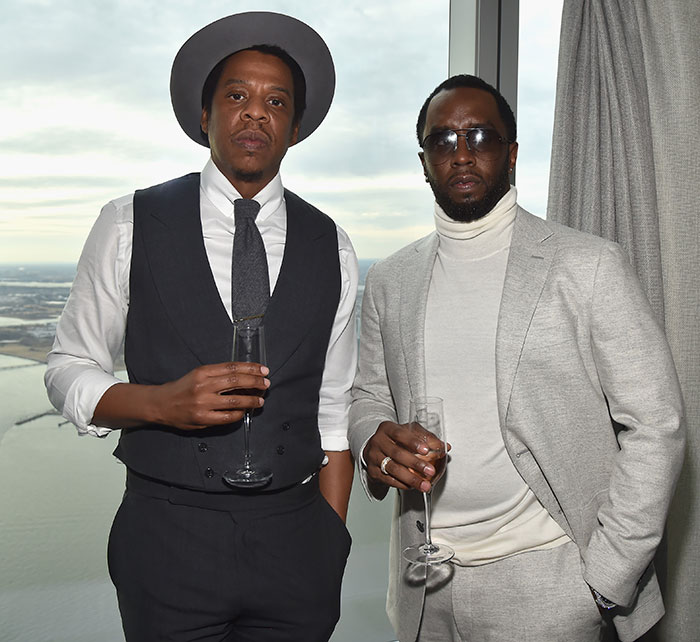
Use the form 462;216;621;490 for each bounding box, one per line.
508;141;519;171
418;151;428;181
288;121;300;147
200;108;209;136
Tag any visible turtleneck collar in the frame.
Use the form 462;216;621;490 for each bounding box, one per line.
433;186;518;260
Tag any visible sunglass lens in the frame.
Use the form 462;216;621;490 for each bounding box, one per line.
423;129;505;163
469;129;502;156
425;131;456;158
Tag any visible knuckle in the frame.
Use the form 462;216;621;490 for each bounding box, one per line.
387;445;404;461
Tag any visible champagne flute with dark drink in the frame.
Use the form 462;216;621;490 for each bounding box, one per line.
402;396;454;565
223;322;272;488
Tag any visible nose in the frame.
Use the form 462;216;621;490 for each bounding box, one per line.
242;95;269;123
451;134;475;166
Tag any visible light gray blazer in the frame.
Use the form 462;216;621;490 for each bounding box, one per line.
349;208;685;642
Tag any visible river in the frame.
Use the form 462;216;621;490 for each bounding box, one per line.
0;354;395;641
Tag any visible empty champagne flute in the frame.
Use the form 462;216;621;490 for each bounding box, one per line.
223;321;272;488
402;396;454;565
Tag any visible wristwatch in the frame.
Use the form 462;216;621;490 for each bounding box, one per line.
591;588;617;610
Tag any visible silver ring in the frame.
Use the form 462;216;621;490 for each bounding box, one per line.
380;456;392;475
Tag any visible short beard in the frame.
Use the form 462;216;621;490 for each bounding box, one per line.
233;168;264;184
429;158;511;223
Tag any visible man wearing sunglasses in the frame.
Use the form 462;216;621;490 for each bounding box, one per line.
349;75;684;641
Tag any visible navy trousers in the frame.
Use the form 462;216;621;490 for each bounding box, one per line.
108;472;351;642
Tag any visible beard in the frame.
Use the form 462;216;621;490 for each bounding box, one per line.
428;157;511;223
233;168;265;184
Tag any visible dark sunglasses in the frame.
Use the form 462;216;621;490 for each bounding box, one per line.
421;128;510;164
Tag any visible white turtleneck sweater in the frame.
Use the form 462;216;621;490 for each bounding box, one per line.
426;187;569;565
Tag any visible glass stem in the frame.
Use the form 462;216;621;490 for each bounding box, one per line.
243;410;252;470
423;491;434;549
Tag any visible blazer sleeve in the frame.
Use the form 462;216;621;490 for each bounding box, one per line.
581;242;685;607
348;263;400;500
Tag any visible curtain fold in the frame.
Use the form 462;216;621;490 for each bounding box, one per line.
548;0;665;318
547;1;700;640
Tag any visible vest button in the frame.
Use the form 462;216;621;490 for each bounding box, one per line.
282;422;290;431
276;445;286;455
205;467;215;478
198;442;208;453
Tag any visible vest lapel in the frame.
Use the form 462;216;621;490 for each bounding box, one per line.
135;174;232;365
263;190;338;377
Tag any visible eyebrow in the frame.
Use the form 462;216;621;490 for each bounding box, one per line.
428;121;496;134
223;78;292;97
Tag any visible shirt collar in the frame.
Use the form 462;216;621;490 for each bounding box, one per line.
200;158;285;223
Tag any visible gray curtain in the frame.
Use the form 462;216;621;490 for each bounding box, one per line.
547;1;700;640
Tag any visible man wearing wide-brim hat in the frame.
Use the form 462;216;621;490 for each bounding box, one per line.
45;12;357;641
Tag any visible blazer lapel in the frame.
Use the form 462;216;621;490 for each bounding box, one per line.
399;233;439;408
496;208;556;422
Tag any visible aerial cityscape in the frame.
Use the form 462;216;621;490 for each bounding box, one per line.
0;261;373;367
0;264;75;363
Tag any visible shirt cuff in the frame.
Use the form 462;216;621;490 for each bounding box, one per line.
319;426;350;452
63;375;123;436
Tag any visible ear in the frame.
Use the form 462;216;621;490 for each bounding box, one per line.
288;121;300;147
508;141;519;171
200;108;209;136
418;151;429;180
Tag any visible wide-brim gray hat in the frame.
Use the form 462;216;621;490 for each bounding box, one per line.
170;11;335;146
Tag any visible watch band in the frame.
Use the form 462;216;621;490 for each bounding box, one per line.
591;588;617;610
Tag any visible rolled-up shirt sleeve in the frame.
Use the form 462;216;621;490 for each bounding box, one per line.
316;225;359;452
44;195;133;436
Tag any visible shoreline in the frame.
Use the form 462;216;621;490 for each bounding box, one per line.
0;345;48;364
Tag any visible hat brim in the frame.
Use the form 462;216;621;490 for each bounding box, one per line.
170;12;335;146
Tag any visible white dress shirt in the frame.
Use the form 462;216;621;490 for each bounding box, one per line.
45;159;358;451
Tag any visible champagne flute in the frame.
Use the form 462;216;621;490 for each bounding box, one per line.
223;321;273;488
402;396;454;565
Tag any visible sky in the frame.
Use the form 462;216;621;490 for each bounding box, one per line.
0;0;563;263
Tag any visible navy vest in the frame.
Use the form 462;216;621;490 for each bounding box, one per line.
114;173;341;491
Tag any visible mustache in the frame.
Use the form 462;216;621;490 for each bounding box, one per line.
233;128;270;144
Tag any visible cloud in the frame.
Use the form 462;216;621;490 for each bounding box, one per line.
0;197;96;209
0;0;562;262
0;176;127;188
1;128;161;158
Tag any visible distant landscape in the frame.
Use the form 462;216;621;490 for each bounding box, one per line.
0;264;75;363
0;259;376;364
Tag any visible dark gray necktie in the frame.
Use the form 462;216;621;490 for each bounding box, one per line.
231;198;269;323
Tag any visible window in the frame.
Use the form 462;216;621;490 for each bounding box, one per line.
0;2;449;640
1;2;565;639
516;0;565;217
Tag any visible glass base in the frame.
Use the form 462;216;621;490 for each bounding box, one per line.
223;467;273;489
402;543;455;565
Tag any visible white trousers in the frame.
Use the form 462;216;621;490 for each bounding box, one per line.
416;541;614;642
